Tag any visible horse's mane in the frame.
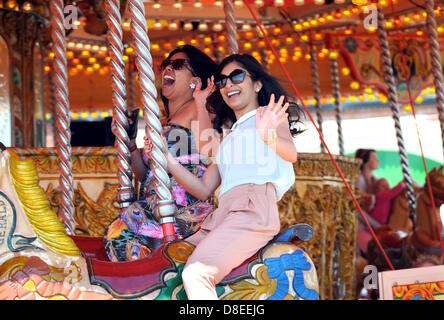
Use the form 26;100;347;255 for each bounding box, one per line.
8;154;80;257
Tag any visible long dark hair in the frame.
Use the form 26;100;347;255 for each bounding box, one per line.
206;54;304;136
355;148;376;171
160;45;217;118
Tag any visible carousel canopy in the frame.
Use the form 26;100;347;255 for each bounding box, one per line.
4;0;438;115
0;0;444;119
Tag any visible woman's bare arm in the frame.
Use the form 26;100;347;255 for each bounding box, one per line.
272;120;298;163
130;139;148;181
166;152;221;201
190;77;221;158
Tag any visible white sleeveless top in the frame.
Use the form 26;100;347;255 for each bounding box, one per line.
216;109;295;200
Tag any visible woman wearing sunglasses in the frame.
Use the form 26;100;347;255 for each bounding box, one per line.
165;54;304;299
104;45;217;262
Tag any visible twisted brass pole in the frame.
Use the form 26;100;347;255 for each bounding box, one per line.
128;58;136;112
50;0;75;234
310;45;325;153
48;63;59;149
127;0;177;240
329;57;345;156
425;0;444;158
377;6;416;220
105;0;135;208
224;0;239;54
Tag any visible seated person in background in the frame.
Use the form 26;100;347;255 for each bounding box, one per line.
369;178;405;225
354;148;380;256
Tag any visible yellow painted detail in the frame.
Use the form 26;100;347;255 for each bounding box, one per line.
23;280;36;292
8;155;80;256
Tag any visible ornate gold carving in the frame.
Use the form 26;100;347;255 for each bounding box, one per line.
222;266;277;300
9;148;119;175
278;153;361;300
46;182;121;237
77;182;120;237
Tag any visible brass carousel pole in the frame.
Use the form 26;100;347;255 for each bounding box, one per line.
310;43;325;153
127;43;136;113
49;0;76;234
425;0;444;158
127;0;177;240
48;62;59;149
329;55;345;156
105;0;135;208
224;0;239;54
376;6;416;220
128;58;136;112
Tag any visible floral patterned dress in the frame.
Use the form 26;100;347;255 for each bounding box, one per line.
104;123;214;262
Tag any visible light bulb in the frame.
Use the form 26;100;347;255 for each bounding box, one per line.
254;0;264;7
198;22;208;32
213;23;223;32
183;21;193;31
234;0;244;7
194;0;203;8
242;24;252;32
22;1;32;11
153;20;163;30
168;21;179;31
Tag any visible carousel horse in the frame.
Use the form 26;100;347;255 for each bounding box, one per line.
0;147;319;300
387;188;416;235
365;166;444;270
411;166;444;255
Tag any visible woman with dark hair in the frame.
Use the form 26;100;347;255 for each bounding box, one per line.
164;53;304;299
104;45;217;262
355;148;379;195
207;53;302;138
354;148;381;256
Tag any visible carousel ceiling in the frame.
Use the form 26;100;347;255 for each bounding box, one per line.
3;0;443;115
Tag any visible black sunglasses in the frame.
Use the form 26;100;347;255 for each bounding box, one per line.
160;58;196;75
215;69;249;89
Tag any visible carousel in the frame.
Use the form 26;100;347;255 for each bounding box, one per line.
0;0;442;301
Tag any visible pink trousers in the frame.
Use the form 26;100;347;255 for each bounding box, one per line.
182;183;281;300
